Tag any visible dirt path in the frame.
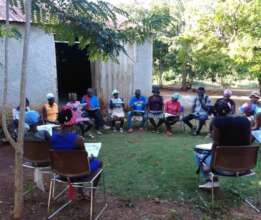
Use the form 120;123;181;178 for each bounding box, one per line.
1;143;261;220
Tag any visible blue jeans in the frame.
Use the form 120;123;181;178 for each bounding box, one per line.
127;111;146;129
194;150;212;181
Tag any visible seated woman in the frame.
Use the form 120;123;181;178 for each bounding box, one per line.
164;93;182;136
195;101;251;189
42;93;59;124
148;85;164;133
50;108;102;186
24;110;51;141
65;93;93;137
109;89;125;133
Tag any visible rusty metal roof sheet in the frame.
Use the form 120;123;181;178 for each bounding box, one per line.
0;0;25;23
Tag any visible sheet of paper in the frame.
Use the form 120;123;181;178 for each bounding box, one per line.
84;143;102;158
37;124;59;136
195;143;212;150
164;113;178;117
252;130;261;143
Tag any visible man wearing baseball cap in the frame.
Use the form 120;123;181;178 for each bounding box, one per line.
109;89;125;133
239;91;260;124
183;87;212;135
24;110;51;141
42;93;59;124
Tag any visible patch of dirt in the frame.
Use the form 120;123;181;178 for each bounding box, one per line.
1;129;261;219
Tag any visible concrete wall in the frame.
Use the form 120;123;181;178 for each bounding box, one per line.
0;24;57;109
92;39;152;105
133;39;153;97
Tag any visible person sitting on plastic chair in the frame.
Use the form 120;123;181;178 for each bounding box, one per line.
183;87;212;135
109;89;125;133
194;101;251;189
127;89;147;133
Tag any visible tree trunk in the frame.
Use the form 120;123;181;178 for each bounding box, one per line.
2;0;17;147
13;0;32;218
258;76;261;95
159;62;164;88
181;64;188;90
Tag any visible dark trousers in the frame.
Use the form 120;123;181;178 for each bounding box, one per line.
78;122;92;136
112;117;124;129
183;113;207;134
87;110;104;131
165;116;179;131
149;118;164;130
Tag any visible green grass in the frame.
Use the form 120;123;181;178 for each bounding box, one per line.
88;127;261;217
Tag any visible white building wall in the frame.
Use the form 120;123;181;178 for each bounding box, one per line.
0;24;57;109
133;39;153;97
93;39;152;105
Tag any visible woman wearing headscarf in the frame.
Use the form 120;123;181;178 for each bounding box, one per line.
215;89;235;115
164;93;182;136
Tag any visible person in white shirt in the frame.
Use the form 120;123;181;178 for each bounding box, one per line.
109;89;125;133
183;87;212;135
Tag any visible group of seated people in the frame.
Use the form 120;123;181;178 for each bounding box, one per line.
10;86;261;194
12;86;261;139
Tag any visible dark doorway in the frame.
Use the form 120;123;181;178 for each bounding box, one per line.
55;42;92;102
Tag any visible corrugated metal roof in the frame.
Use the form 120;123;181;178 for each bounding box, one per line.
0;0;25;23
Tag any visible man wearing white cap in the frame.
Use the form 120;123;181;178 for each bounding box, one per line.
42;93;59;124
239;91;260;124
215;89;236;115
109;89;125;133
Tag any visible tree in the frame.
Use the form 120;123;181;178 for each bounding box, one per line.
122;2;182;87
1;0;133;219
2;0;31;219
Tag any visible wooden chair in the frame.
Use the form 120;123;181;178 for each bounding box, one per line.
47;149;107;220
23;141;51;194
23;141;51;167
209;145;260;212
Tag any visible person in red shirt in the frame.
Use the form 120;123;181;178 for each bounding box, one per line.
164;93;182;136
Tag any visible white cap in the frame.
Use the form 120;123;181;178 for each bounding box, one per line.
46;93;55;99
112;89;119;95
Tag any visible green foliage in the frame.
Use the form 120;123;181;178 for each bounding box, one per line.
0;24;21;38
166;0;261;87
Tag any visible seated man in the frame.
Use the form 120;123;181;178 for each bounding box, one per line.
194;101;251;189
42;93;59;124
24;110;51;141
164;93;182;136
183;87;211;135
50;108;102;193
109;89;125;133
81;88;108;135
127;89;147;133
147;85;164;133
240;91;260;125
215;89;236;115
65;93;93;137
12;98;31;135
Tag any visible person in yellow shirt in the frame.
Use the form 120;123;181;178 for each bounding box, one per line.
42;93;59;124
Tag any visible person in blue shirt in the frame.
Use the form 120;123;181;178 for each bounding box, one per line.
81;88;107;135
127;89;147;133
51;108;102;195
